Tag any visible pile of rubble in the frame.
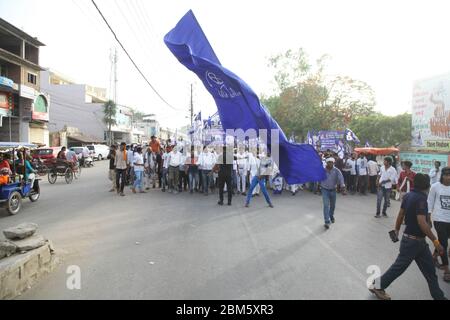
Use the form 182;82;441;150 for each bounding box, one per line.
0;223;50;259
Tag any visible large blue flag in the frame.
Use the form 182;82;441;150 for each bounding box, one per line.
164;10;325;184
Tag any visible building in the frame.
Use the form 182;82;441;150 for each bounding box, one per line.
0;17;49;145
40;70;106;145
111;104;133;144
134;117;160;143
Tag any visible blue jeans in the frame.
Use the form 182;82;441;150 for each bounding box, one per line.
133;171;144;191
189;170;199;191
161;168;168;190
202;170;211;194
232;170;238;191
246;176;271;205
380;237;446;300
376;187;391;215
322;188;336;224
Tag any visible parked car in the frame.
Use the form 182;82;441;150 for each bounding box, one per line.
31;147;62;164
86;144;110;161
70;147;91;158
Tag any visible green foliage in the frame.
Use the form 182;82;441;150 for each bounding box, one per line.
103;100;117;145
262;48;412;145
350;113;412;147
103;100;117;127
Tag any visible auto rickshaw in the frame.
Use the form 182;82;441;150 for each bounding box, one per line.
0;142;41;215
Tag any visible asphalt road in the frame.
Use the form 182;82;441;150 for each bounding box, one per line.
0;161;448;300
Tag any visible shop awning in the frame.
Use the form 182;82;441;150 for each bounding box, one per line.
354;147;399;155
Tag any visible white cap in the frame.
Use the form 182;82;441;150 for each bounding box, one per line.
326;157;335;163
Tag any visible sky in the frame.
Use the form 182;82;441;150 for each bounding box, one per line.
1;0;450;130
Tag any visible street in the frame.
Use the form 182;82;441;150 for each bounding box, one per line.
0;161;448;300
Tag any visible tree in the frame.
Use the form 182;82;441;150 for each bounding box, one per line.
103;100;117;145
261;48;376;141
350;113;412;147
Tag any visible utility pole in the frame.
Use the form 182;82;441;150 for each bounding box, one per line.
190;83;193;127
114;47;118;107
108;48;118;145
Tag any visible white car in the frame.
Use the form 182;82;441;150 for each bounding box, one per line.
86;144;110;161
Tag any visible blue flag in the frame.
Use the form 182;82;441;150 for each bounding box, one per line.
164;10;325;184
345;128;360;144
194;111;201;121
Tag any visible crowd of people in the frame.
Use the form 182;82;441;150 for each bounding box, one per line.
106;136;275;207
105;136;449;300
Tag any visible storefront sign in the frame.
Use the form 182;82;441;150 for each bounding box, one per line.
0;92;13;111
20;84;37;100
0;76;14;89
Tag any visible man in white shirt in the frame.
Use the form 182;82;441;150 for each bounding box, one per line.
168;146;183;194
368;156;380;194
132;147;145;193
427;166;450;280
237;147;249;195
342;154;351;190
429;161;442;185
348;154;357;194
161;149;170;192
376;157;398;218
356;153;368;195
248;150;261;196
199;146;216;195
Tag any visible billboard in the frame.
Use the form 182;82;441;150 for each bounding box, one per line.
412;73;450;151
400;152;450;175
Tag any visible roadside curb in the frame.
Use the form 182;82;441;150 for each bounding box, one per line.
0;241;58;299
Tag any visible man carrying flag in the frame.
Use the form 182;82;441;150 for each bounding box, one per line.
164;10;326;185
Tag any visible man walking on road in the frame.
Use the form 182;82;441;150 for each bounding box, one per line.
168;146;183;194
375;157;397;218
368;156;379;194
370;173;447;300
321;157;346;229
115;142;129;196
107;145;117;192
245;151;274;208
214;144;234;206
357;153;368;195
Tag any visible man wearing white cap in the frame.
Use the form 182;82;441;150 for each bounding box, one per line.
321;157;346;229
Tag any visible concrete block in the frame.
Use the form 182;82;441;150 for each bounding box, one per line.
0;243;56;299
23;254;39;279
38;247;51;266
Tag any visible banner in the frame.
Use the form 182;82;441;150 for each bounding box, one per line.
400;152;450;175
164;10;326;183
412;73;450;150
318;131;344;151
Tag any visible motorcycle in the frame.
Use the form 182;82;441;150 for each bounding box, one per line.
79;155;94;168
32;158;49;176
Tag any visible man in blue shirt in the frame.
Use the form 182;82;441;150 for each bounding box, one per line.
370;173;447;300
321;157;346;229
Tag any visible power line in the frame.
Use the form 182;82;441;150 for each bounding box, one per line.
90;0;178;111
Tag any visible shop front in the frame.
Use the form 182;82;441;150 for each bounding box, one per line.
29;93;49;146
0;76;19;141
